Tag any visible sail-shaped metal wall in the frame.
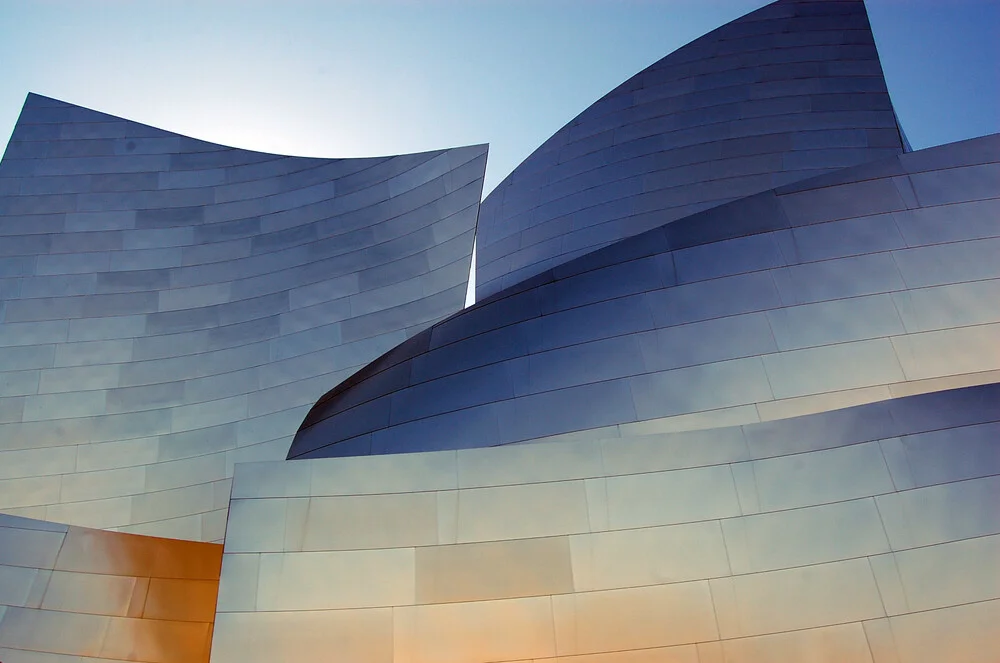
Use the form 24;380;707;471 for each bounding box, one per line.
0;94;486;541
2;0;999;661
290;133;1000;458
222;382;1000;662
476;0;905;299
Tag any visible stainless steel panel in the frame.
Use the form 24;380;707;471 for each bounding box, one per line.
887;534;1000;613
892;279;1000;334
771;252;905;306
750;441;894;511
762;337;905;399
570;521;730;590
455;481;590;542
711;558;884;639
604;464;741;529
721;498;889;574
630;357;773;421
256;548;415;610
553;582;718;655
886;598;1000;663
891;323;1000;381
475;0;901;300
637;312;778;372
765;293;904;351
875;476;1000;550
415;536;572;603
0;96;484;539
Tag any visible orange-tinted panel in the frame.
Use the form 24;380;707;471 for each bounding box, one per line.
55;526;223;580
0;516;222;663
143;578;220;622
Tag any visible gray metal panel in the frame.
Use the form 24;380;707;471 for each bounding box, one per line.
220;381;1000;663
475;0;903;300
291;133;999;459
0;94;485;540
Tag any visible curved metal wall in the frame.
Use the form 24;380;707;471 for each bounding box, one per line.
0;513;223;662
0;93;487;541
476;0;904;300
218;383;1000;662
291;133;1000;458
0;1;994;659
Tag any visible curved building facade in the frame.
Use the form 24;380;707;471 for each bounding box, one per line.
291;133;1000;459
2;0;999;661
218;383;1000;662
475;0;905;300
0;93;486;541
0;513;223;662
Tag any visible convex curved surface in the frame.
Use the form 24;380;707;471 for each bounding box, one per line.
291;133;1000;458
223;383;1000;662
0;93;487;541
476;0;905;299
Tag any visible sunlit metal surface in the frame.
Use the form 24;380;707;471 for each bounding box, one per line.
0;513;222;661
217;383;1000;662
0;94;486;541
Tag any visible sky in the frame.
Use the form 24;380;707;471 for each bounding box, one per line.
1;0;997;195
0;0;997;303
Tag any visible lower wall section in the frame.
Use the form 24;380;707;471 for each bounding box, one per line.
0;514;223;662
213;383;1000;663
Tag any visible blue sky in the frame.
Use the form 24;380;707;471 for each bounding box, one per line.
1;0;997;197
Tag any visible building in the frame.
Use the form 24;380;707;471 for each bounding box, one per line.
0;0;997;661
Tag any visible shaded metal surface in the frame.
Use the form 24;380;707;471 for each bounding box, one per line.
0;94;486;541
0;513;223;661
291;133;1000;459
218;383;1000;662
475;0;904;300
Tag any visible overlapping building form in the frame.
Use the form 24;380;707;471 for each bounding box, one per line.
474;0;908;299
0;0;997;661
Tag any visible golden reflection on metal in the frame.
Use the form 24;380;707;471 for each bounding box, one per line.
213;382;1000;662
0;517;222;662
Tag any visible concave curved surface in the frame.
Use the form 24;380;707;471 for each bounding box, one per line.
291;133;1000;459
0;93;487;541
222;382;1000;662
475;0;905;300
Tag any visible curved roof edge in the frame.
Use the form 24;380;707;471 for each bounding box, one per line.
475;0;903;301
0;93;487;541
289;132;1000;458
12;92;490;163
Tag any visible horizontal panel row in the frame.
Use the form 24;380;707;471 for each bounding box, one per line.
221;491;1000;612
225;451;1000;553
0;607;213;662
297;315;1000;453
0;96;485;540
211;601;1000;663
0;515;222;661
0;566;217;623
260;382;1000;497
212;563;1000;662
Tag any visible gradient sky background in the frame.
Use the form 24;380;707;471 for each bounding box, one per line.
1;0;997;194
1;0;997;302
